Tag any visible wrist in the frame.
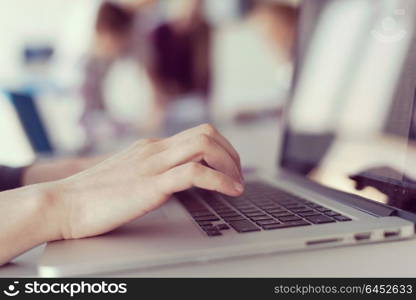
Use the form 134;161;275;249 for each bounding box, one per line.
35;181;69;242
0;182;68;264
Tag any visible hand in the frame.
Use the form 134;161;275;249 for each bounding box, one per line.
49;124;243;240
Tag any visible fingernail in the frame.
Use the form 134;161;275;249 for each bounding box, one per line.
234;182;244;193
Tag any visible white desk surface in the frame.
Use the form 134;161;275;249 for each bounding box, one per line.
1;118;416;277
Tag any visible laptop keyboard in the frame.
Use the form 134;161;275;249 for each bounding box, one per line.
176;181;352;236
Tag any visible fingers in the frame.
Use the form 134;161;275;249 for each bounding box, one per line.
166;124;242;177
145;133;241;182
158;162;244;197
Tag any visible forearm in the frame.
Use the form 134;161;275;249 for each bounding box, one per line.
0;183;63;266
22;156;106;186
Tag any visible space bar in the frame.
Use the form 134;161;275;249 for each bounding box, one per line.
228;220;260;233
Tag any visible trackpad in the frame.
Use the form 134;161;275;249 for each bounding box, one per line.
108;207;170;236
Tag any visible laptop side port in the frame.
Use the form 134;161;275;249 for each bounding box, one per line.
306;238;342;246
354;232;371;241
384;230;400;238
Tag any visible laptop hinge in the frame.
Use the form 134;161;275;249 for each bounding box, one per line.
330;191;397;217
278;170;397;217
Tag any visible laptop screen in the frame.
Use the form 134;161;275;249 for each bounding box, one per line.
280;0;416;212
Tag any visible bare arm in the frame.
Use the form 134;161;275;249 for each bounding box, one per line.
0;182;63;265
22;156;106;186
0;124;243;266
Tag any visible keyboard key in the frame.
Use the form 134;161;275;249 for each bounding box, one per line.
187;208;210;214
209;207;228;212
194;216;220;222
250;216;273;221
258;207;280;212
216;224;230;230
213;208;234;213
306;215;335;224
244;212;267;217
197;221;212;226
256;204;279;209
214;208;235;213
289;207;312;213
325;211;341;217
264;208;286;213
278;216;302;222
218;212;240;218
262;220;310;230
271;212;294;218
256;219;280;226
235;205;258;211
238;206;259;212
315;206;331;212
200;224;215;231
191;211;215;217
205;229;222;236
287;205;307;210
274;199;298;204
228;200;251;206
228;220;260;233
306;203;321;208
252;198;274;203
334;215;352;222
297;211;320;217
280;203;304;209
239;208;260;213
223;215;247;221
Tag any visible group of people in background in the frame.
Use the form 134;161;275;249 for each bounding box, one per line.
80;0;299;150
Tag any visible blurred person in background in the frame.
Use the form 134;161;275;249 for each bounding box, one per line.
213;0;298;123
80;0;213;147
80;0;155;152
250;0;298;63
146;0;212;134
241;0;298;120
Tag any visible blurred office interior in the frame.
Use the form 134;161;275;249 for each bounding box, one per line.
0;0;298;167
2;0;416;202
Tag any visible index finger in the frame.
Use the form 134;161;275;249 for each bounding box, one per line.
166;124;242;176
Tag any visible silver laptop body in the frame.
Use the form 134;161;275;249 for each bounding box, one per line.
38;0;416;276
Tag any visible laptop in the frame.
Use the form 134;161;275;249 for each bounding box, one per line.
39;0;416;276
